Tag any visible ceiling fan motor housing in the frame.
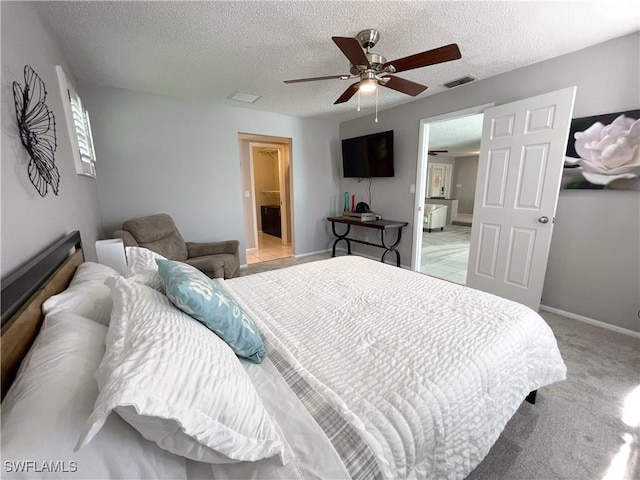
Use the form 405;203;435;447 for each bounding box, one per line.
350;52;387;75
356;29;380;49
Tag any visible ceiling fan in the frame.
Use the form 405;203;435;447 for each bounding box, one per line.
428;149;449;156
284;29;461;105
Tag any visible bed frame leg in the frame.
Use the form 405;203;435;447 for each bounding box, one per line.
525;390;537;404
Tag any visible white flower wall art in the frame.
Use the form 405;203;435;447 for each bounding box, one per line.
562;109;640;190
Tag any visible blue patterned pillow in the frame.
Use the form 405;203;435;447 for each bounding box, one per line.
156;259;265;363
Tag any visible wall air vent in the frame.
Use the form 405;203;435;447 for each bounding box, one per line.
442;75;478;89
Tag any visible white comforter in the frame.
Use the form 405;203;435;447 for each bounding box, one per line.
226;256;566;479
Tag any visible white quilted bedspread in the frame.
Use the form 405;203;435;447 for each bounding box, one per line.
226;256;566;479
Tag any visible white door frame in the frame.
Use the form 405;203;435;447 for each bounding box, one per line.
249;142;291;248
276;148;290;245
247;143;261;252
411;103;494;271
282;145;294;251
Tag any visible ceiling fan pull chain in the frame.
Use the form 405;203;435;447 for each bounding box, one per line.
374;87;379;123
357;89;361;112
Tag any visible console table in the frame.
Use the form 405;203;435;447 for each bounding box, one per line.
327;216;409;267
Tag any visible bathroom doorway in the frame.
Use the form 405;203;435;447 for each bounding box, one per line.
238;133;294;266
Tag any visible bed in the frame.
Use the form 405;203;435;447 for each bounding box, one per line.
0;231;566;479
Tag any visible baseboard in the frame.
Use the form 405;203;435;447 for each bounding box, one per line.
243;249;328;264
246;247;257;253
293;249;331;259
539;305;640;339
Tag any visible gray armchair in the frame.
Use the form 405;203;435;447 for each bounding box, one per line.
113;214;240;279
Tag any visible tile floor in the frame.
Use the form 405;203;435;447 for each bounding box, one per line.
452;213;473;226
246;232;293;265
419;224;471;285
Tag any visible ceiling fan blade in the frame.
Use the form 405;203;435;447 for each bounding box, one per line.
284;75;347;84
334;82;360;104
332;37;371;68
382;75;428;96
383;43;461;73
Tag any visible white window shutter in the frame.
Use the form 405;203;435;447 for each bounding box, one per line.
56;66;97;177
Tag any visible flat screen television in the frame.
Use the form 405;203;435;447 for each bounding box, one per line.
342;130;394;178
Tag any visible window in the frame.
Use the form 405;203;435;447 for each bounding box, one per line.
55;66;96;177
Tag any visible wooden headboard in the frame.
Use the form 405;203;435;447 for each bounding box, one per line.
1;231;83;399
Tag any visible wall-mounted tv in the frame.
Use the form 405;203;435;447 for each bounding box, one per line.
342;130;394;178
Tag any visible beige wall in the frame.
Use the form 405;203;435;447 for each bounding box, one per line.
452;156;479;215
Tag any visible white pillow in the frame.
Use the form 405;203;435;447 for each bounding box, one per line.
42;281;112;326
1;312;186;480
77;277;291;465
42;262;120;326
125;246;165;291
69;261;121;286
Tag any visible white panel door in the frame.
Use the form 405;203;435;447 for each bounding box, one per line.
467;87;576;310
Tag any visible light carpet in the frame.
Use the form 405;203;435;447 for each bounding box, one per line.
467;310;639;479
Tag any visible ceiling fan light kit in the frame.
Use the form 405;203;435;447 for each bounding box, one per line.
359;73;378;94
284;29;462;121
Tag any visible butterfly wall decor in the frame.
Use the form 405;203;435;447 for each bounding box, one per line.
13;65;60;197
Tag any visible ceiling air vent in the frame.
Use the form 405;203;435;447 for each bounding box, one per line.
442;75;477;89
227;91;261;103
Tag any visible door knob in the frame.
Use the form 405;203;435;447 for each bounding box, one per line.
538;216;549;224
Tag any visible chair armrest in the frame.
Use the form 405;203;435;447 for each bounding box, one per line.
434;207;447;223
187;240;239;258
113;230;138;247
424;205;448;228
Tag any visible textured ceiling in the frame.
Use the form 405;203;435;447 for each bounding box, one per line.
428;114;484;156
34;1;640;123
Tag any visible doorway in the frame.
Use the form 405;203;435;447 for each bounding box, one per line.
426;163;453;199
412;87;576;311
412;106;489;284
238;134;294;266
